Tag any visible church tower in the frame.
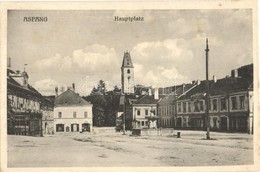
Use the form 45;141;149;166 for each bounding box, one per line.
121;51;135;94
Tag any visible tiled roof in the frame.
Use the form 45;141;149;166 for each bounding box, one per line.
133;95;161;105
121;52;134;68
7;74;43;98
210;77;251;96
179;80;211;100
179;76;252;100
158;93;177;104
54;89;92;107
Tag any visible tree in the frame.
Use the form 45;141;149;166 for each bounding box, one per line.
85;82;121;127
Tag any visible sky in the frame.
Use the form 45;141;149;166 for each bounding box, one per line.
7;9;253;96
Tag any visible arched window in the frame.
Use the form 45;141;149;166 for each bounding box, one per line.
127;69;130;74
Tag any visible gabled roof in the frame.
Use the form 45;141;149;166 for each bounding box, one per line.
7;74;43;99
158;83;197;104
133;95;162;105
179;80;211;100
210;77;252;96
121;52;134;68
158;93;177;104
179;76;253;100
54;89;92;107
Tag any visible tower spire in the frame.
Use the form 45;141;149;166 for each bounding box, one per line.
121;51;135;94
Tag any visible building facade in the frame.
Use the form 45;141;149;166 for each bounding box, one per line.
157;82;198;128
54;89;93;133
132;89;160;129
175;66;253;134
41;96;54;134
7;69;43;136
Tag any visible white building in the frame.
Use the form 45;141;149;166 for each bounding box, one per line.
132;89;160;129
54;89;93;133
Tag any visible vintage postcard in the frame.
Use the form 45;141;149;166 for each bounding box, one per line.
0;1;259;172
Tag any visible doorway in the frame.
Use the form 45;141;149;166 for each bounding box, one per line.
220;117;228;131
71;124;79;132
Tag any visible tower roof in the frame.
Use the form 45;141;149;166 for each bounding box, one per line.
121;52;134;68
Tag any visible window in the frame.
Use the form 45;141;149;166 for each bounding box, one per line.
73;112;77;118
213;99;217;111
141;121;145;126
199;101;204;111
84;112;88;118
188;102;191;112
194;102;199;112
127;69;130;74
220;98;227;110
187;118;191;127
231;97;237;110
56;124;64;132
137;110;141;116
145;109;149;116
178;103;181;113
183;102;187;113
239;96;245;109
183;118;187;127
209;100;212;110
58;112;62;118
213;117;218;128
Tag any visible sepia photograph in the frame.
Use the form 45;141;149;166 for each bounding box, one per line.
0;1;259;171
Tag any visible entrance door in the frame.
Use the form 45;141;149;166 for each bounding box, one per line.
71;124;79;132
220;117;227;131
177;118;182;128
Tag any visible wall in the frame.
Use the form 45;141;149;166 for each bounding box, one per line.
132;105;157;129
54;106;93;133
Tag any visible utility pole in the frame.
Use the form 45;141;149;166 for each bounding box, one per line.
205;38;210;140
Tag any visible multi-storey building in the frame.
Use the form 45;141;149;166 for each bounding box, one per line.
7;69;43;136
157;82;198;128
175;64;253;133
132;88;162;129
41;96;55;134
54;89;93;133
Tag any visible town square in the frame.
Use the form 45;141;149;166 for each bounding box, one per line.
2;4;257;169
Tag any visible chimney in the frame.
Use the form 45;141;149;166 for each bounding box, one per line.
60;86;64;93
197;80;201;85
55;87;58;97
22;72;28;88
182;84;185;93
213;75;217;83
148;88;152;95
154;88;159;100
72;83;75;91
231;69;238;78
